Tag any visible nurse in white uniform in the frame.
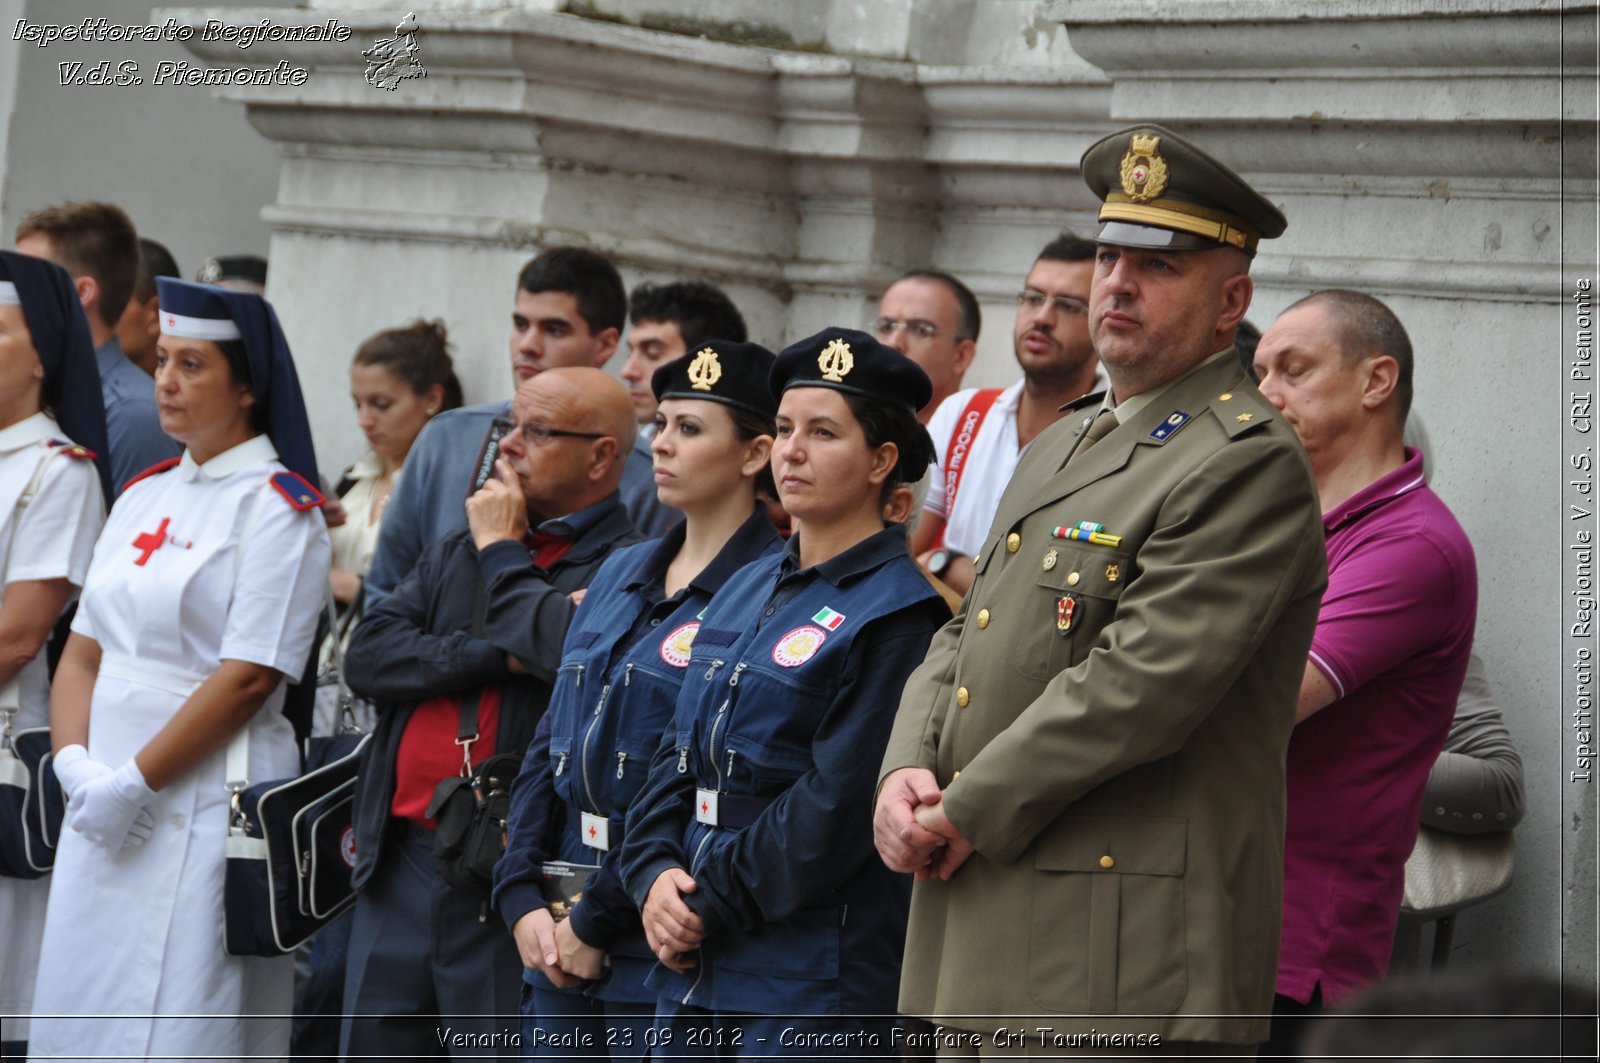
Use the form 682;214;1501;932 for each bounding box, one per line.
31;277;330;1062
0;250;112;1058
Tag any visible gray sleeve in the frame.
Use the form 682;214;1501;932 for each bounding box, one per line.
1420;651;1526;833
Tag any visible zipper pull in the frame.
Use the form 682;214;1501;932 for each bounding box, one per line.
594;684;610;716
728;662;748;687
676;746;688;774
624;663;634;687
704;659;724;681
575;663;584;690
616;751;627;779
555;752;568;776
726;748;737;776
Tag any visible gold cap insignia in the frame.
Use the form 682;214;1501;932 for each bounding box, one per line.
1119;133;1169;204
818;338;854;382
687;347;722;392
1236;413;1253;423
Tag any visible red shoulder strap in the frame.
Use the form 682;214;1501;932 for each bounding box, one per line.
121;456;181;493
45;439;98;461
270;470;325;511
935;388;1004;549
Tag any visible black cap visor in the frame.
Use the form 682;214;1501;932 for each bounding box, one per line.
1094;220;1228;253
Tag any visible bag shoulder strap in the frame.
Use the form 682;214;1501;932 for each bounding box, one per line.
0;446;65;742
224;474;302;795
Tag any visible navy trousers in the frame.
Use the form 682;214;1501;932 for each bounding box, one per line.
340;823;522;1060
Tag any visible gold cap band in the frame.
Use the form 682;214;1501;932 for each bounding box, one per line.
1100;193;1260;252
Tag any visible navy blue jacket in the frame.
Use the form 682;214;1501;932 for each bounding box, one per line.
345;493;641;889
492;508;782;1002
617;526;950;1015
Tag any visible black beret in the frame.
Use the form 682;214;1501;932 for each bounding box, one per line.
1080;124;1287;255
652;339;777;422
769;327;931;414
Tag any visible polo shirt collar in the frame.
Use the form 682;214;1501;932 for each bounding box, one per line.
177;433;278;481
779;524;908;588
1323;447;1427;534
0;412;58;453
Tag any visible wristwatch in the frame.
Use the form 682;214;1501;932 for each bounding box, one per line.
926;548;964;579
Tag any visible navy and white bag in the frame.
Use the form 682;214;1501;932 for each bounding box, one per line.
223;588;370;957
0;721;64;879
0;449;71;879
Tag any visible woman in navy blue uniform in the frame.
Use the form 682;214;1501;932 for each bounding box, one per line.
619;328;951;1057
493;340;783;1059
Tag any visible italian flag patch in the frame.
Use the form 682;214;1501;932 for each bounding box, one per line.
812;607;846;631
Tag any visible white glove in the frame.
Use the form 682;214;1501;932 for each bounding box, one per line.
68;758;158;849
52;744;111;798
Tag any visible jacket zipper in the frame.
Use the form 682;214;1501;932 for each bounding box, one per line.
579;682;611;812
706;662;748;794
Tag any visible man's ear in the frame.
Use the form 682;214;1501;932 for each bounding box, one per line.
590;327;621;367
588;435;621;481
1216;272;1253;336
1360;355;1400;411
74;274;98;315
142;295;162;342
952;338;978;377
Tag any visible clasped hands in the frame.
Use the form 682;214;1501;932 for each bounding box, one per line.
512;907;608;989
54;745;157;850
873;767;974;881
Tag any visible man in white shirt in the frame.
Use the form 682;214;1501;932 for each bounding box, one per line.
911;234;1103;594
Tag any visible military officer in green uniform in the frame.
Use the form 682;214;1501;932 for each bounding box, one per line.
874;125;1329;1057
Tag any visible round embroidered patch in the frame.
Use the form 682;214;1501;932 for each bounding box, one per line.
660;621;700;668
340;825;358;869
772;625;826;667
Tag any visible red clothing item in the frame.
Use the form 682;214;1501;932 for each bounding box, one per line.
391;528;572;828
1277;448;1477;1005
391;687;504;826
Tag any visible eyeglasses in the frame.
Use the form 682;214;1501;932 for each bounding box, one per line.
872;317;965;342
491;416;608;447
1017;290;1089;317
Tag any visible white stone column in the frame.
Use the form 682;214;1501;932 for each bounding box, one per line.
162;1;1107;470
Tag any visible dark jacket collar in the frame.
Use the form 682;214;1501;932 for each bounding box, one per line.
537;492;636;563
624;506;782;597
778;524;909;588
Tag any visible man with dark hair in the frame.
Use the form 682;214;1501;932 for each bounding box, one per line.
873;269;980;423
909;235;1104;595
877;126;1328;1055
1252;289;1476;1054
617;280;747;535
16;202;180;490
115;238;181;377
364;246;670;605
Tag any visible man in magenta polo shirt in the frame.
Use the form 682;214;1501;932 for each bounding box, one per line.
1252;289;1479;1054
